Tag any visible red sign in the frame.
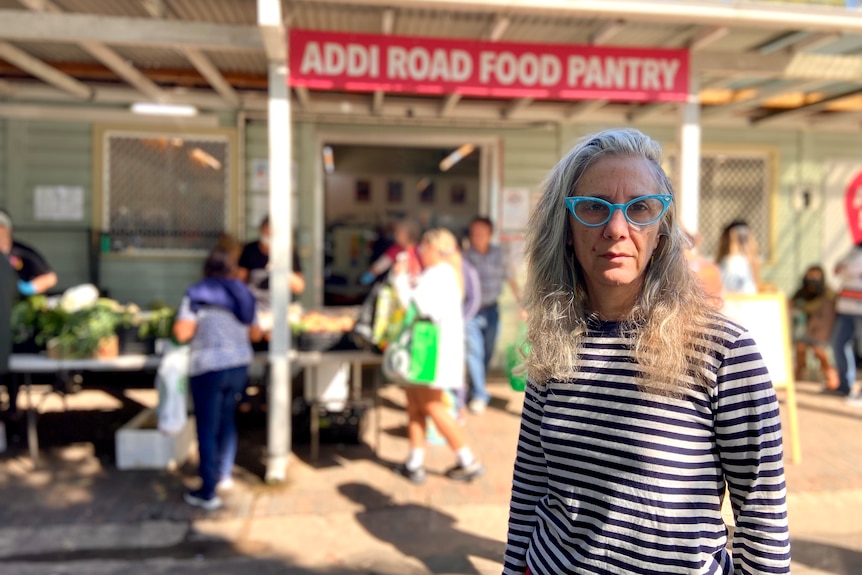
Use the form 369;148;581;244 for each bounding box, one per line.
844;171;862;244
288;29;690;102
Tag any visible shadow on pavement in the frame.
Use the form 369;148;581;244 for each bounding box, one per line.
338;481;505;575
791;538;862;575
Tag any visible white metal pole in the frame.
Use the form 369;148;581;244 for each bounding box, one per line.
678;74;700;233
264;60;292;483
258;0;292;483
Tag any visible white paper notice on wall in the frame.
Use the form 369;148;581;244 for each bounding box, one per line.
500;187;530;233
250;159;269;192
34;186;85;221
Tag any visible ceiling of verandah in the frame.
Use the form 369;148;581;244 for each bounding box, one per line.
2;0;862;130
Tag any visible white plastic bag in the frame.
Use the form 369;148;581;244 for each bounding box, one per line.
156;342;190;435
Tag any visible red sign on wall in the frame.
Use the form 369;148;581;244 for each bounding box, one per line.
288;29;690;102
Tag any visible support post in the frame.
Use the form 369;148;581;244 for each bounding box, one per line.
258;0;292;483
264;61;292;483
678;75;700;233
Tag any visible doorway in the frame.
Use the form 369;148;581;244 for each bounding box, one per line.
321;142;484;305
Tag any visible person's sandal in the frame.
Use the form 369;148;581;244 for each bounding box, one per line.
445;460;484;482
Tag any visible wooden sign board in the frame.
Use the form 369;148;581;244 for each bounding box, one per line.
721;293;801;463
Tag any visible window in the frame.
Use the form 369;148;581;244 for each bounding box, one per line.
669;150;772;261
102;130;232;253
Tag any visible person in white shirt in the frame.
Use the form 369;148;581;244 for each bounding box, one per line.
389;227;484;484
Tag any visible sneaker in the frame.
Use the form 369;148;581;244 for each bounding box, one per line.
468;399;487;415
183;490;223;511
395;463;427;484
216;477;235;492
445;460;485;482
846;394;862;408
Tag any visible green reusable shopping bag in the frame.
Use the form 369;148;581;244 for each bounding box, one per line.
408;319;438;383
505;323;530;392
382;303;439;385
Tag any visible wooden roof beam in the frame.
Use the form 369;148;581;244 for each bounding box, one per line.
80;41;166;102
372;89;384;115
590;19;625;46
754;31;812;54
789;32;841;54
183;47;240;107
752;86;862;125
294;86;311;110
563;100;608;121
15;0;62;12
20;0;170;102
502;97;534;119
140;0;169;19
0;10;263;51
687;26;727;51
0;41;91;99
440;93;462;117
627;103;670;122
487;15;510;41
702;79;828;118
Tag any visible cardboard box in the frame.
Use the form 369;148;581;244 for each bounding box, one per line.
115;408;195;470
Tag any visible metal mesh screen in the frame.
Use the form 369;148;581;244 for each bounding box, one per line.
668;152;771;261
697;154;770;262
105;134;230;252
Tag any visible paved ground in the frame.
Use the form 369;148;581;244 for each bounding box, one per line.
1;372;861;574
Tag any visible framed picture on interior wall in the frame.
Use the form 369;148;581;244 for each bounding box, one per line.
450;183;466;205
355;179;371;202
387;180;403;203
419;178;435;204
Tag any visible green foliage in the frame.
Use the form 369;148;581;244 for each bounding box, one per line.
12;296;138;358
138;306;177;340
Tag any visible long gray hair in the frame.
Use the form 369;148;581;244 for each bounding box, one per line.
523;128;713;395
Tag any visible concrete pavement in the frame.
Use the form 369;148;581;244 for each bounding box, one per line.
1;375;861;574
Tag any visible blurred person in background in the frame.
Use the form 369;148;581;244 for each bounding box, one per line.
683;228;723;307
238;215;305;309
0;209;57;421
173;247;262;510
0;209;57;297
716;220;760;294
830;241;862;402
360;217;422;285
503;128;789;575
463;216;522;414
390;227;484;484
790;265;838;390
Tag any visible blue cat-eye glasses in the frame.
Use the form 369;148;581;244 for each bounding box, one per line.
564;194;673;227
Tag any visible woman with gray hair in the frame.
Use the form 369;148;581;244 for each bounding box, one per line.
503;129;789;574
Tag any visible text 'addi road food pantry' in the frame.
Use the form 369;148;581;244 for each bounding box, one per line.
289;29;689;102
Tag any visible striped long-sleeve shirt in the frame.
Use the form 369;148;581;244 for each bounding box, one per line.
503;317;790;575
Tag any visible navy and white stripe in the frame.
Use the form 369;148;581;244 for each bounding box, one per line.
503;317;790;575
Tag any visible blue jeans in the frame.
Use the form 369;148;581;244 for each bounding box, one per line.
830;313;862;395
190;365;248;498
465;304;500;404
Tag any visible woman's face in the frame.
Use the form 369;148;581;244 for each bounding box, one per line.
418;239;437;268
569;155;663;301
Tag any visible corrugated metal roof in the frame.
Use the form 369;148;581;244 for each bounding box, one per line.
107;45;190;70
205;50;268;74
55;0;150;17
166;0;258;24
9;40;98;63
